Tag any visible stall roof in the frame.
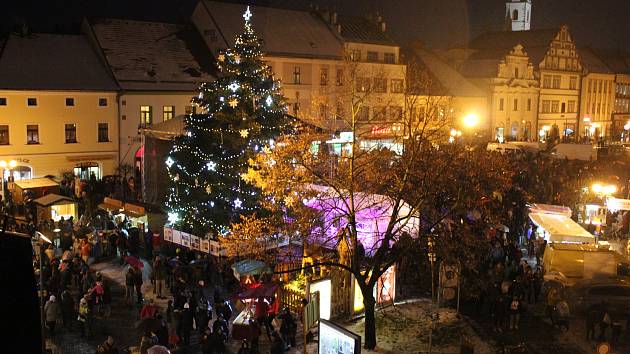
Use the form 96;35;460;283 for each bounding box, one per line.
529;213;595;244
14;178;59;189
33;194;74;207
606;198;630;211
233;282;279;300
528;203;572;217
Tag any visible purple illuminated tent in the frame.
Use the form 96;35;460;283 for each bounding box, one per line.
304;185;420;255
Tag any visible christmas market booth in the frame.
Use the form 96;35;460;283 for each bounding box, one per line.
33;193;77;222
13;177;60;204
119;202;148;231
528;204;595;244
230;259;279;340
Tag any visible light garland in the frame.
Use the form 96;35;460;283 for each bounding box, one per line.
164;5;293;237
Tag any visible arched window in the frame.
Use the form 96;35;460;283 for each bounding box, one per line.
512;9;519;21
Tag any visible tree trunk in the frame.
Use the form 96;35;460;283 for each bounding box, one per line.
363;291;377;349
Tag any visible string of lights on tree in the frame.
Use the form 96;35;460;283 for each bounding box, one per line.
164;6;291;238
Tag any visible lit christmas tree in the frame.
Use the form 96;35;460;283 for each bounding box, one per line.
165;6;289;237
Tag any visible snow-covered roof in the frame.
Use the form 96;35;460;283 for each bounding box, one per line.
0;33;118;91
336;15;397;46
201;1;343;60
87;18;214;91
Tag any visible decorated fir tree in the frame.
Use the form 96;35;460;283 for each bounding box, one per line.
165;6;289;237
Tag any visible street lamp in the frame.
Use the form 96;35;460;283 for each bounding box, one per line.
0;159;17;205
591;183;617;197
36;231;52;354
463;113;479;128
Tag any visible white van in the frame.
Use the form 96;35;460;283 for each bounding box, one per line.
486;143;522;154
550;143;596;161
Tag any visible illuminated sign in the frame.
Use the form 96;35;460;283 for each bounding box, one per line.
318;319;361;354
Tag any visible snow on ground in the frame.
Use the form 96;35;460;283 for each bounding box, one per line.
336;299;492;354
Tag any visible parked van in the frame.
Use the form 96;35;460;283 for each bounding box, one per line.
549;143;596;161
486;143;522;154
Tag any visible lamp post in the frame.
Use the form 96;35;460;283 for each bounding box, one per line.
36;231;52;354
426;234;438;354
0;159;16;206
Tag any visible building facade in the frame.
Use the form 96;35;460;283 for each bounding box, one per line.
83;19;214;175
489;44;539;141
0;34;119;180
537;26;583;140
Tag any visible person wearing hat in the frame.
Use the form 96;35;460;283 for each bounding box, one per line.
44;294;62;336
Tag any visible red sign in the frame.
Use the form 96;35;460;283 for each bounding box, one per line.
371;126;392;136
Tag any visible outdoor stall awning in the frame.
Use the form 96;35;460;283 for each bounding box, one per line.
98;197;123;212
123;203;146;217
14;177;59;190
528;203;572;217
529;212;595;244
33;193;73;207
231;259;271;280
606;198;630;211
233;282;279;300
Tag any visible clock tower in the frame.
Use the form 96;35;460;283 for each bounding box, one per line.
506;0;531;31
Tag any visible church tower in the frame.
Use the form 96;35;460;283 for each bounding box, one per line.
506;0;531;31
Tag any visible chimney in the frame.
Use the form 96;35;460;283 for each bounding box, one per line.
330;11;338;25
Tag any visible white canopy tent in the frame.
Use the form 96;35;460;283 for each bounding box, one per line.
529;212;595;244
606;198;630;211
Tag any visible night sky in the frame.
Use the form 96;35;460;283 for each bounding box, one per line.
1;0;630;50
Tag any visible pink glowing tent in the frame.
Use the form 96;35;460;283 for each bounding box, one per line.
304;185;420;255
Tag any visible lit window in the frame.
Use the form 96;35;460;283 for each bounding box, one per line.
140;105;152;125
320;68;328;86
336;68;344;86
373;78;387;93
551;101;559;113
98;123;109;142
391;79;404;93
293;67;301;84
0;125;9;145
27;125;39;144
163;106;175;121
65;124;77;143
65;98;75;106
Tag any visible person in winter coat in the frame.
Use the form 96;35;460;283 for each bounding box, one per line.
44;295;62;336
508;296;521;330
270;331;285;354
278;308;297;348
180;302;194;346
125;267;135;305
153;257;167;299
134;266;144;305
78;296;91;338
141;299;158;320
155;314;169;347
60;290;75;331
140;330;156;354
195;296;210;333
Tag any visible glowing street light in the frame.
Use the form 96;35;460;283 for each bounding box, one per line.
463;113;479;128
591;183;616;196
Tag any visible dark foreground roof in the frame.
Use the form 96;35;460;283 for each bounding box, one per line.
0;33;118;91
336;15;397;46
87;18;214;91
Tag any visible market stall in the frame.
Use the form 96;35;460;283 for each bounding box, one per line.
529;212;595;244
98;197;123;214
120;202;148;231
231;282;279;340
13;178;60;204
33;193;77;222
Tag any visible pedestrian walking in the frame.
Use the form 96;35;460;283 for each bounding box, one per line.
134;266;144;305
125;267;136;305
180;302;194;346
44;294;62;336
508;296;521;330
153;256;166;299
60;290;75;331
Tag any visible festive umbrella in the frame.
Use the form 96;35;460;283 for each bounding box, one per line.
125;255;144;269
231;259;270;280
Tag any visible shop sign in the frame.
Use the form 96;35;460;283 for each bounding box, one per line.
201;239;210;253
371;126;392;136
172;229;181;244
104;197;124;208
